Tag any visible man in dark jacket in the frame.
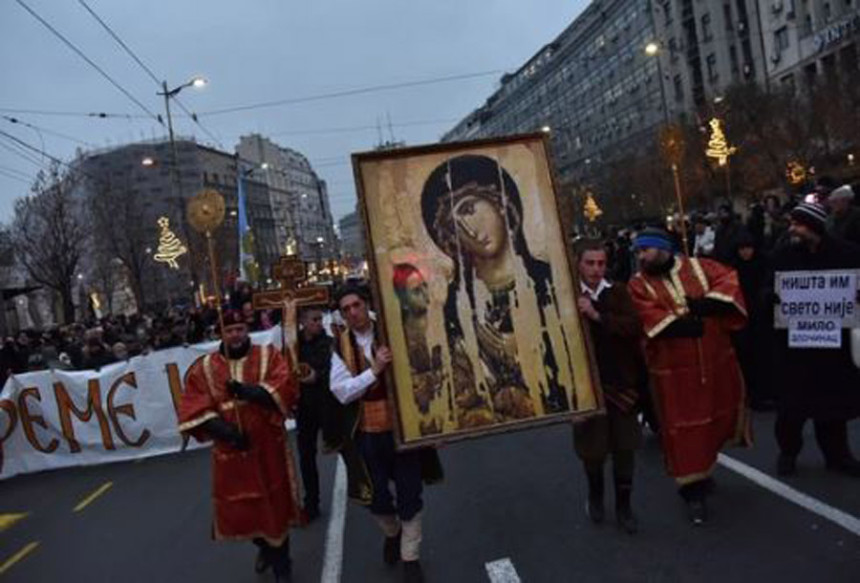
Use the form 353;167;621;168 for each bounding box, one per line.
714;204;748;264
826;185;860;246
296;306;333;521
771;202;860;477
573;239;646;533
731;232;776;410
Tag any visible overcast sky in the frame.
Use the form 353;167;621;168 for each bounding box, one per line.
0;0;588;226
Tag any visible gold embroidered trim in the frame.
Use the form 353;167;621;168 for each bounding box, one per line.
705;291;748;317
689;258;710;293
260;381;286;415
230;355;248;383
259;344;270;382
640;277;659;300
178;411;218;432
647;314;679;338
674;462;717;486
203;354;216;397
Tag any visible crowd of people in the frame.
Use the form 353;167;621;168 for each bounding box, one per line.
2;179;858;583
0;281;285;385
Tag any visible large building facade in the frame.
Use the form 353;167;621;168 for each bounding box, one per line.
759;0;860;91
74;139;278;309
654;0;768;112
236;134;337;263
443;0;776;197
444;0;666;189
338;209;365;260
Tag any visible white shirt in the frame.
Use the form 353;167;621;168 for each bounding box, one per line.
693;226;715;256
580;279;613;302
329;327;377;405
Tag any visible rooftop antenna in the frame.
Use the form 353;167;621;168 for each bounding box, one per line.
386;111;396;143
375;116;384;148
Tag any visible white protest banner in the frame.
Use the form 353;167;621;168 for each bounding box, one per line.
0;328;281;480
775;270;860;329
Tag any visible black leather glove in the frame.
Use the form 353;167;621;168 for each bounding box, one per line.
658;316;704;339
228;380;279;411
200;418;249;450
686;297;734;317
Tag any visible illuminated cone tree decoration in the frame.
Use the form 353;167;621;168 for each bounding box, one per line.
153;216;188;269
583;191;603;222
705;118;737;166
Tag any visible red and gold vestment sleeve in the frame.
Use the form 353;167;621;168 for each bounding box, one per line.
178;357;218;441
628;275;679;339
697;258;748;330
259;346;298;418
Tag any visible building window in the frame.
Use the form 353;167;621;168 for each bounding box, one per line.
824;2;831;22
673;74;684;102
664;2;673;26
803;14;813;36
729;45;739;74
804;63;818;89
775;26;789;51
723;3;733;31
702;14;713;41
706;54;718;81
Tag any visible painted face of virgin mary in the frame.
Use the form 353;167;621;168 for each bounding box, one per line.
452;194;508;259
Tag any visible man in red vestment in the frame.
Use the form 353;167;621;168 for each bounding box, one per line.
179;309;301;581
628;228;751;525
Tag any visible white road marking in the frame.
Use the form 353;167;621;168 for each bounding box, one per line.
485;557;522;583
718;453;860;537
321;457;348;583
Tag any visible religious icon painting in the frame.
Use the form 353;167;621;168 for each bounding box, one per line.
352;134;602;448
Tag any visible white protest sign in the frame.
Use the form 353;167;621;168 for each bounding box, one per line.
0;328;281;480
775;270;860;329
788;318;842;349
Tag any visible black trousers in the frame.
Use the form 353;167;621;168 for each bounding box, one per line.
357;431;423;521
775;412;854;465
296;397;322;510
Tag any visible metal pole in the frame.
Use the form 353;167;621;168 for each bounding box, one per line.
671;163;690;254
655;52;670;126
725;158;732;202
160;80;198;305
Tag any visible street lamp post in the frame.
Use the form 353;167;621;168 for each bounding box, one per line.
155;76;207;304
645;42;671;129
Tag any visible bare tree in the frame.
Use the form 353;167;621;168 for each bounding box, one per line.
88;174;152;311
10;163;90;323
91;244;120;315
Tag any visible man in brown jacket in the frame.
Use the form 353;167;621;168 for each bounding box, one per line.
574;239;647;533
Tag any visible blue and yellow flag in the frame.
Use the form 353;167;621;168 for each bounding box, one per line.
237;172;259;284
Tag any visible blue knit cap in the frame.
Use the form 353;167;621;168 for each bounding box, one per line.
633;227;674;252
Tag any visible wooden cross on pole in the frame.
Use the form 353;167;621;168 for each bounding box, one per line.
252;255;330;379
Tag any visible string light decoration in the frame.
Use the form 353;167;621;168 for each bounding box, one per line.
153;216;188;269
705;118;737;166
786;161;807;185
583;191;603;222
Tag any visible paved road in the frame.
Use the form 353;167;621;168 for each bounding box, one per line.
2;411;858;582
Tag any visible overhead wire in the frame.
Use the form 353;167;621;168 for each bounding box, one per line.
197;69;505;117
0;168;32;185
0;138;49;169
1;115;94;147
0;129;77;171
13;0;162;124
0;108;149;120
0;163;36;181
75;0;225;149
